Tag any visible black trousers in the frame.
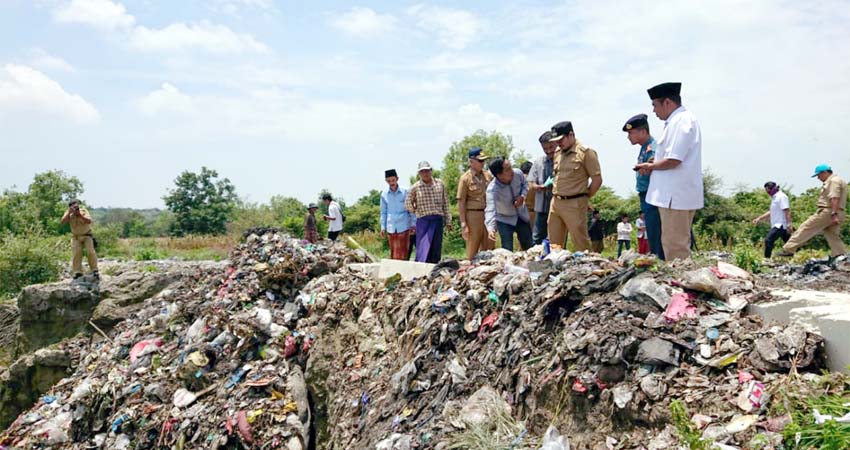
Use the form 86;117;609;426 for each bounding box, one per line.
328;230;341;242
764;226;790;258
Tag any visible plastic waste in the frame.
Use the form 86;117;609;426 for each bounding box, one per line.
725;415;758;434
664;292;697;322
537;426;571;450
619;276;671;309
186;316;207;343
33;411;72;445
129;338;163;363
813;409;850;424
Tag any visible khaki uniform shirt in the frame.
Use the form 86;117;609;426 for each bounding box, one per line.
69;208;93;236
553;140;602;197
818;174;848;211
457;170;492;211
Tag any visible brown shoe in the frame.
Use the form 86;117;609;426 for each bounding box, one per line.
774;250;794;257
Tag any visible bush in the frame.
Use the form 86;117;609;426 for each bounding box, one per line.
0;231;66;298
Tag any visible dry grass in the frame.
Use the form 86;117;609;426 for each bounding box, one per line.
104;235;236;261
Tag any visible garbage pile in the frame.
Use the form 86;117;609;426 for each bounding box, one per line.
0;231;841;450
298;250;829;449
0;229;366;449
761;254;850;291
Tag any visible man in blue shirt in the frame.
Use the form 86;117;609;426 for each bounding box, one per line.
380;169;416;260
624;114;664;260
485;157;533;251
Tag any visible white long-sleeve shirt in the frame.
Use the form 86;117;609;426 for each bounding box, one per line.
617;222;633;241
646;106;704;210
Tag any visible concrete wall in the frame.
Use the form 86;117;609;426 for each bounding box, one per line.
749;290;850;373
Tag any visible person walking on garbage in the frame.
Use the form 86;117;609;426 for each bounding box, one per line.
635;82;703;260
406;161;452;263
751;181;793;258
457;148;494;260
380;169;416;260
636;212;649;254
61;199;99;279
624;113;664;259
304;203;320;244
547;121;603;251
589;210;605;253
520;161;536;228
321;194;344;242
617;213;633;257
776;165;847;258
529;131;557;245
485;157;533;252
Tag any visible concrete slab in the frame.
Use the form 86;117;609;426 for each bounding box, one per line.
349;263;380;280
378;259;435;281
748;290;850;325
789;304;850;333
818;312;850;373
750;289;850;373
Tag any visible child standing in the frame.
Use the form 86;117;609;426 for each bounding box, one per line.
617;214;633;257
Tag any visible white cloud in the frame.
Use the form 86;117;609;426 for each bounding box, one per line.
52;0;268;54
137;82;194;116
329;7;398;36
407;5;483;50
53;0;135;31
27;48;75;72
130;21;269;53
0;64;99;124
212;0;275;15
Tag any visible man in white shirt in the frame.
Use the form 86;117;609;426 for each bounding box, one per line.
616;214;633;257
751;181;793;258
635;82;703;260
636;212;649;254
321;193;344;241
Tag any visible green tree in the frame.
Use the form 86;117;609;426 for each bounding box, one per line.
344;189;382;234
0;190;34;235
441;130;517;205
27;170;84;234
163;167;237;236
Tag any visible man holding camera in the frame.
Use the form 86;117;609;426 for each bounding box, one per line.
61;199;99;279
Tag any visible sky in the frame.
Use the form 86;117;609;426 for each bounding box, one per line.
1;0;849;208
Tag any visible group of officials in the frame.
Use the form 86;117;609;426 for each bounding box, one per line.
372;81;847;265
375;82;707;263
62;82;847;279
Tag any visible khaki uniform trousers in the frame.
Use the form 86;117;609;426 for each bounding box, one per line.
784;209;847;256
659;208;696;261
464;210;493;260
71;234;98;274
547;197;591;251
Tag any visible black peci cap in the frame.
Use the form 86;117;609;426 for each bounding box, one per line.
647;82;681;100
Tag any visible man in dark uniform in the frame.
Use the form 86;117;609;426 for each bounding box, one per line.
623;113;664;259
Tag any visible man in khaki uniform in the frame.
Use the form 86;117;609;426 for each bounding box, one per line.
777;164;847;258
60;199;99;279
458;148;495;259
547;121;603;251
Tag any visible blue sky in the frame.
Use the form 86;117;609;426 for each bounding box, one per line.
1;0;849;208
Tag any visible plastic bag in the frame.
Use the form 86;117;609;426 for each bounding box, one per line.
537;426;571;450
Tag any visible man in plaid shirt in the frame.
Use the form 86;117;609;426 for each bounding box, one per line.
406;161;452;263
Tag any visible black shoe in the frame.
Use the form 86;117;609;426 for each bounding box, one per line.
92;271;100;279
774;250;794;257
73;272;83;279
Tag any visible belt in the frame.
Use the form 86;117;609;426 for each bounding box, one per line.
555;193;588;200
466;209;485;212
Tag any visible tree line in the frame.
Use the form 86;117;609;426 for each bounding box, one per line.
2;130;848;262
